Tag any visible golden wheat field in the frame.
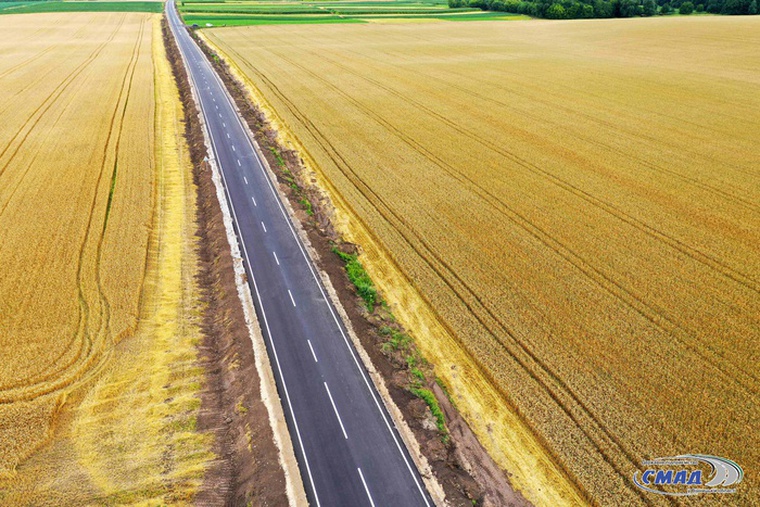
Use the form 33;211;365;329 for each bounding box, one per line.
0;13;211;504
206;17;760;506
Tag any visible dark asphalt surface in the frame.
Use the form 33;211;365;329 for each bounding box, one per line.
166;4;434;506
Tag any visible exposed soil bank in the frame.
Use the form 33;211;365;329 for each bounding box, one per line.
190;27;531;507
162;17;289;507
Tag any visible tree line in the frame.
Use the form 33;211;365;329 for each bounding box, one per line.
450;0;758;18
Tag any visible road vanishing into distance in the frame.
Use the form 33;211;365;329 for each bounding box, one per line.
166;4;433;506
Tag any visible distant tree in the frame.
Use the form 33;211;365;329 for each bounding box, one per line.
750;0;758;12
594;0;615;15
643;0;658;14
722;0;750;13
616;0;641;16
545;2;568;16
448;0;465;7
679;1;694;12
660;2;674;11
696;2;705;10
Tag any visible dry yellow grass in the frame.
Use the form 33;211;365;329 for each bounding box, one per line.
0;13;212;504
205;17;760;506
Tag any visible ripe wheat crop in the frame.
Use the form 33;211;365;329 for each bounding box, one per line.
206;17;760;506
0;11;154;469
0;13;213;504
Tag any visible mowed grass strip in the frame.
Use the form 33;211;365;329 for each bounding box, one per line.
205;17;760;506
177;0;492;25
0;1;163;15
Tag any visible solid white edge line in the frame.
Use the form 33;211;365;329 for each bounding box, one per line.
288;289;296;307
205;60;432;506
307;339;318;363
174;9;430;504
357;468;377;507
166;7;322;506
324;382;348;440
273;251;280;265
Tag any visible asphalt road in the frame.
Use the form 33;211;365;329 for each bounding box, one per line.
166;4;434;506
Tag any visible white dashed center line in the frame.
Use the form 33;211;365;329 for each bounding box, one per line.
273;251;280;265
288;289;296;307
251;196;257;206
244;176;248;185
231;144;236;152
237;159;241;166
324;382;348;439
261;221;267;233
307;340;318;363
357;468;376;507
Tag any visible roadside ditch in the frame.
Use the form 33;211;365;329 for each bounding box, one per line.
162;17;290;507
186;24;533;507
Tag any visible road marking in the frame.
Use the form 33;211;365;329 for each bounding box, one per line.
244;176;248;185
288;289;296;307
251;196;257;206
171;13;437;504
231;144;236;152
182;67;327;507
273;251;280;265
261;221;267;232
223;122;226;127
218;113;222;118
227;132;230;138
324;382;348;440
307;339;318;363
234;99;433;505
237;159;241;166
215;105;218;110
357;468;376;507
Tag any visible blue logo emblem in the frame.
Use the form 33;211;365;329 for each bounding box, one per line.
633;454;743;496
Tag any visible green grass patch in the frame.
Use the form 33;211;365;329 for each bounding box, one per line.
332;247;378;312
379;325;412;352
179;0;521;25
410;387;447;438
0;1;163;14
299;198;314;216
184;13;365;24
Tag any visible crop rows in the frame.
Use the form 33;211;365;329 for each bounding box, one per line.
0;12;155;469
207;18;760;505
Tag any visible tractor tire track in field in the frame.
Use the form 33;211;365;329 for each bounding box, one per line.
0;16;149;403
253;44;760;401
231;49;660;505
308;47;760;294
209;22;760;507
356;41;760;208
0;15;127;180
0;16;129;396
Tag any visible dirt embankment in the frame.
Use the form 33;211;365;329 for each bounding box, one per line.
161;18;288;507
188;28;531;507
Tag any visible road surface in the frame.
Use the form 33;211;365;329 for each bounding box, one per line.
166;4;434;506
